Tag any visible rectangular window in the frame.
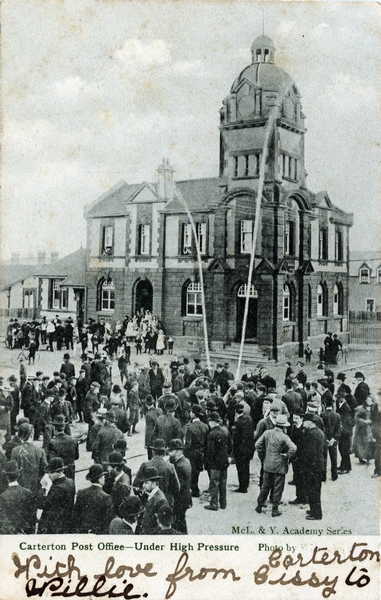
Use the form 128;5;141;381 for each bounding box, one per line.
319;227;328;260
61;288;69;309
102;226;113;256
196;222;207;255
240;220;254;254
23;290;34;309
335;229;343;261
139;224;150;255
186;282;203;315
244;155;249;177
182;223;192;255
282;155;297;180
53;281;61;308
366;298;375;312
234;156;239;177
377;268;381;284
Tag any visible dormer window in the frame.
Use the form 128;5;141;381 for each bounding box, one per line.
359;265;370;284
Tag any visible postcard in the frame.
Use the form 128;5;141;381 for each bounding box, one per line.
1;1;380;599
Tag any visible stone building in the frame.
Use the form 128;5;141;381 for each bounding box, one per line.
84;34;353;359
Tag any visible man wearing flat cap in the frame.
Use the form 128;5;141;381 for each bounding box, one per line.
152;398;183;444
73;464;112;534
167;439;192;533
37;457;75;534
0;460;36;534
139;467;169;534
11;423;48;492
92;410;124;467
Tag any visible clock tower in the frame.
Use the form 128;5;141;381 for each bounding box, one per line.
219;35;307;198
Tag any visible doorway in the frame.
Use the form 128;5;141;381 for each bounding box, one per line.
135;279;153;314
236;283;258;341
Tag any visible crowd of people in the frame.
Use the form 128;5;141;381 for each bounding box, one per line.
0;316;380;534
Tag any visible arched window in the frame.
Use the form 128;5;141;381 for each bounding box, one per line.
333;284;339;315
317;283;328;317
317;284;323;317
359;265;370;284
284;198;300;258
283;284;290;321
237;283;258;298
185;282;202;316
99;278;115;311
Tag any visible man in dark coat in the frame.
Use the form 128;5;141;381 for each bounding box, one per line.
47;415;79;482
60;353;76;379
73;464;112;534
139;467;169;534
167;438;192;534
37;457;75;534
353;372;370;407
152;398;183;444
300;414;326;520
92;410;124;467
149;361;165;401
288;407;308;504
184;404;209;497
321;397;342;481
50;388;73;435
11;423;48;492
213;364;230;396
5;417;29;459
20;377;41;430
204;412;232;511
144;396;163;458
231;403;255;493
134;439;179;508
8;374;20;434
0;460;36;534
336;390;355;474
76;369;90;423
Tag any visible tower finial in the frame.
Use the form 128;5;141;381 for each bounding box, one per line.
262;8;265;36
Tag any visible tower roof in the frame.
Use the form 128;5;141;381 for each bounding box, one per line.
251;35;276;52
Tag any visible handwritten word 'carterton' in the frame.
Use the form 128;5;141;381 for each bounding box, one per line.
165;552;240;599
253;543;380;598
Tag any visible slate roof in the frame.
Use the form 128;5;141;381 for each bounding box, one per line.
36;248;87;285
0;264;38;290
168;178;222;212
349;251;381;277
85;181;143;218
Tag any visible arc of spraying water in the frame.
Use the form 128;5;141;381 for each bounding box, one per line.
176;191;212;376
235;76;293;380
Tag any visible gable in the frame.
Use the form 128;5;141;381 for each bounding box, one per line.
130;184;159;204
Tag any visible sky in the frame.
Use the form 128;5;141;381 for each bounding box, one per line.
1;0;380;261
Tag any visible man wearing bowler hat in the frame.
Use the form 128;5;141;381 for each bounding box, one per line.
204;412;232;511
231;403;255;494
0;460;36;534
139;467;169;534
106;451;132;513
184;404;209;497
255;414;296;517
37;457;75;534
73;464;112;534
300;414;326;520
60;353;76;380
336;390;355;474
109;496;143;535
153;504;180;535
144;396;163;459
47;414;79;482
134;439;179;508
167;438;192;533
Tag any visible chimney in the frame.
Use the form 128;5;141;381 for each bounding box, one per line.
50;251;59;264
11;252;20;265
37;251;46;265
157;158;175;201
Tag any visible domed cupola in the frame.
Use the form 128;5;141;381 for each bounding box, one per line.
251;35;275;63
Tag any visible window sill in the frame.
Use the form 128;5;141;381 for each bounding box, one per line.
282;176;298;183
182;315;203;321
232;175;259;180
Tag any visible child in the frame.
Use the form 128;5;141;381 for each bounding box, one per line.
304;342;313;364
